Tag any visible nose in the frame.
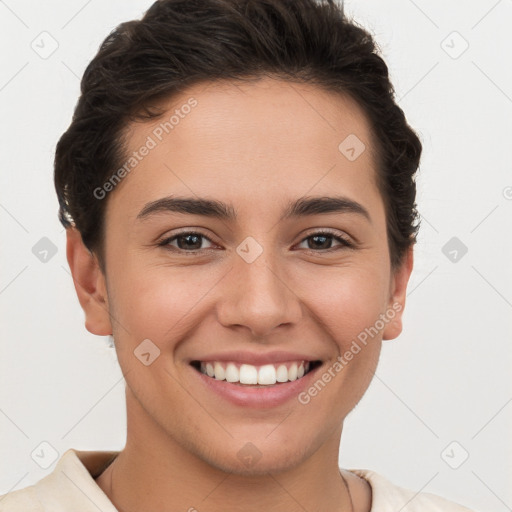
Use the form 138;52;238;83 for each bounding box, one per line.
216;248;303;338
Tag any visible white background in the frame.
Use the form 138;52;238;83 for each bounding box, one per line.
0;1;511;510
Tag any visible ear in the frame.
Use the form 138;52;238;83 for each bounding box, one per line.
66;227;113;336
382;245;414;341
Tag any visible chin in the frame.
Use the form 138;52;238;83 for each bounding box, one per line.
207;448;309;477
190;432;316;477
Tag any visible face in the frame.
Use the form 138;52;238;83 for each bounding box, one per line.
69;77;413;475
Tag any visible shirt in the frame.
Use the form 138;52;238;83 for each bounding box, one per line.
0;449;476;511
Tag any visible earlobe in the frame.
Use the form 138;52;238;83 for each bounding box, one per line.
382;246;414;341
66;227;113;336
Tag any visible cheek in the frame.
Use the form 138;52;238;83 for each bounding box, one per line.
108;246;390;353
108;262;222;343
296;264;390;349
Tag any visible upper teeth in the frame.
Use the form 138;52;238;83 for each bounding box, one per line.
199;361;310;385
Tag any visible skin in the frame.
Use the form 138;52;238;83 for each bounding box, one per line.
67;77;414;512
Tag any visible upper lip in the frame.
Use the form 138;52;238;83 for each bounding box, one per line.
188;350;321;366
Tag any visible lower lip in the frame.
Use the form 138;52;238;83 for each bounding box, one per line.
190;364;322;409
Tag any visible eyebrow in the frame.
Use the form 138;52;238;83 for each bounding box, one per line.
136;195;371;223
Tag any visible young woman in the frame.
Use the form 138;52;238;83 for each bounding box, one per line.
0;0;475;510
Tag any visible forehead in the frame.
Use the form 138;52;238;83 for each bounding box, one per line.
107;77;381;222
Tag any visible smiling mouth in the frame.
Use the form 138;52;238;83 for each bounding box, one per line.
190;360;323;386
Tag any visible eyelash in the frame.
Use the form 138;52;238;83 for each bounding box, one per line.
157;229;355;255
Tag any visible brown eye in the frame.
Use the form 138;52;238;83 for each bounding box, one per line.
159;232;215;252
297;231;354;252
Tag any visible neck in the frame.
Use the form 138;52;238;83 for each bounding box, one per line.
96;387;356;512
